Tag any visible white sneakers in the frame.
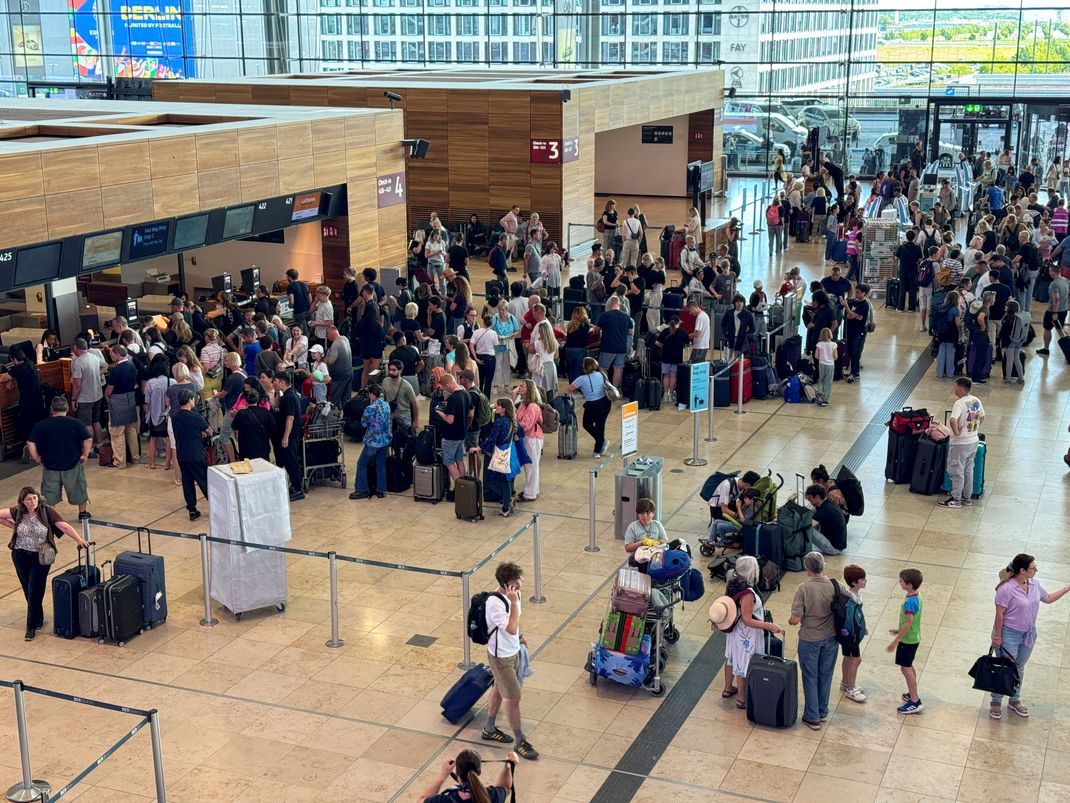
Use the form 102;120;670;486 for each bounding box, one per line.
844;687;867;703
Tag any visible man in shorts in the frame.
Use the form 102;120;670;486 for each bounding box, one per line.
1037;263;1068;356
27;397;93;520
434;374;472;498
481;561;539;760
70;337;105;455
596;296;633;388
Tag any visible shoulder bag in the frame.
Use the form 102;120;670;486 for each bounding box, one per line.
599;371;621;401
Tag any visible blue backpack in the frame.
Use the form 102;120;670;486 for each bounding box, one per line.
783;375;802;403
845;596;867;640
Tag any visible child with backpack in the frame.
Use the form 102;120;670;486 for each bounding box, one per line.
916;250;935;332
838;565;868;703
888;567;925;715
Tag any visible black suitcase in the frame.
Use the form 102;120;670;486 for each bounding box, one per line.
621;359;642;399
775;334;803;378
113;531;167;627
385;453;413;492
563;286;587;322
455;453;484;521
103;573;143;645
440;664;494;724
751;355;770;399
52;543;102;639
709;360;731;407
910;435;948;495
742;522;786;569
746;654;798;728
795;220;811;242
885;428;919;484
885;278;902;310
1059;332;1070;365
568;275;585;290
78;560;109;639
644;378;662;411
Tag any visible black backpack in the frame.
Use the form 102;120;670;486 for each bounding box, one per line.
835;465;865;517
415;428;438;465
829;579;850;643
467;592;506;645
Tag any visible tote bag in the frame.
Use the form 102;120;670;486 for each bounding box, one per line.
968;647;1021;698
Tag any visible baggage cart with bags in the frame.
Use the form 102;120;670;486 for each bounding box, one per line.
301;402;346;492
113;529;167;628
53;540;101;639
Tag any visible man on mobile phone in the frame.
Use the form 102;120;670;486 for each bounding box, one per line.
481;562;539;760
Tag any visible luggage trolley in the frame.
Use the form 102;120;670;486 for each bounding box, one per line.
301;404;346;492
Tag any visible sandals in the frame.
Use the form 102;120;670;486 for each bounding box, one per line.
481;727;513;744
721;686;738;698
1008;700;1029;718
736;699;746;709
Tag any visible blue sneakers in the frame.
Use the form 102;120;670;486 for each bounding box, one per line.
897;698;924;715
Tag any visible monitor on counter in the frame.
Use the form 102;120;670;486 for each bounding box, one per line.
211;273;232;294
240;266;260;293
172;214;209;251
82;230;124;271
222;205;255;239
14;242;63;287
114;298;139;325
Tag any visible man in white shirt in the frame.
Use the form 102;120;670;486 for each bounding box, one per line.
481;562;539;760
681;236;705;278
939;377;985;510
70;337;106;453
688;298;711;363
620;207;644;268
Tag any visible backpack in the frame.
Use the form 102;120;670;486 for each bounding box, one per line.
550;394;575;427
487;245;501;268
765;205;781;226
916;260;933;288
539;402;559;434
845;595;867;640
835;465;865;516
700;470;740;503
759;559;782;595
470;389;494;428
467;591;507;645
829;579;850;642
936;262;953;286
721;589;755;633
415;428;438;465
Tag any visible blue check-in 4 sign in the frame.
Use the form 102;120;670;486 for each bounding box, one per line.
689;361;710;412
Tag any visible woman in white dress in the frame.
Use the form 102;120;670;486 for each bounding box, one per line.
722;556;784;709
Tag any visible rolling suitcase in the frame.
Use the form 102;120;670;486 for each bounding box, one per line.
746;654;798;728
910;435;948;495
113;530;167;628
52;542;102;639
834;340;849;381
557;421;577;460
750;355;770;399
742;522;786;569
102;571;143;646
1058;329;1070;365
455;453;484;522
885;278;902;310
441;664;494;724
728;358;752;404
77;558;109;639
941;436;987;498
885;428;919;484
645;378;662;411
413;462;446;503
711;360;731;407
385;453;413;492
794;219;811;243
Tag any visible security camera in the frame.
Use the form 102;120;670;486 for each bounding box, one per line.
384;91;402;102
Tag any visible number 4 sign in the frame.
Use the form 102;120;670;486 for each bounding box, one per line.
376;172;406;208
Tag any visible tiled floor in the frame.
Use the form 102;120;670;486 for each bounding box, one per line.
0;190;1068;802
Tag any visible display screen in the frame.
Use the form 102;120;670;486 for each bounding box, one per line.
223;205;255;239
173;214;209;251
212;274;232;294
129;221;171;261
14;242;63;286
291;192;322;222
82;230;124;270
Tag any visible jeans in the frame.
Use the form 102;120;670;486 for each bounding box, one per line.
768;225;783;257
797;636;839;723
991;626;1034;704
328;375;353;407
947;440;978;502
817;362;833;403
825;232;837;260
846;254;860;283
179;458;209;512
564;347;587;383
356;443;387;493
706;519;741;546
808;526;841;555
1019;271;1037;312
779;223;790;252
486;470;514;513
937;341;956;378
11;548;48;629
1004;344;1024;380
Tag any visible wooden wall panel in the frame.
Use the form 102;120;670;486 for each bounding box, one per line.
149;136;197;178
238;127;278;165
97;142;149;186
42;146;100;194
320;215;350;292
45;188;104;237
151;173;199;218
688;111;714;166
0;197;46;240
199;167;242;209
195;130;239;172
0;153;43;201
102;180;154;227
239;161;280;202
278;156;315;195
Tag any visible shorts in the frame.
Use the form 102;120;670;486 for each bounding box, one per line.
464;430;479;450
840;638;862;658
599;351;625;370
895;641;919;668
1043;309;1067;331
487;652;522;700
41;465;89;506
148;418;168;438
75;398;102;426
441;438;465;466
661;363;677;376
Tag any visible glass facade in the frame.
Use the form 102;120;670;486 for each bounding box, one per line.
1;1;1067;174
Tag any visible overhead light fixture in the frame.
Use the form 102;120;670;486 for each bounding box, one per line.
401;138;430;159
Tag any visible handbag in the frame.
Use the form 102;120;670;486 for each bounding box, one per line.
599;371;621;401
488;444;511;473
968;646;1022;698
38;539;56;566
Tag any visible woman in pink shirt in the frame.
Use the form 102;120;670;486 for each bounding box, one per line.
845;222;862;282
989;553;1070;720
513;380;544;503
1052;199;1068;239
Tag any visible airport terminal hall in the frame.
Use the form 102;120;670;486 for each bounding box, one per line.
2;2;1070;802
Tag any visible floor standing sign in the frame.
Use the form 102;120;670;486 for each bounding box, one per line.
684;362;709;466
621;401;639;460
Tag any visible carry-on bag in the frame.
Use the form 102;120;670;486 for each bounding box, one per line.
455;452;484;522
742;522;786;569
591;634;652;688
835;465;865;516
941;436;986;498
746;654;798;728
385;452;413;493
728;358;752;404
557;420;577;460
612;568;651;614
750;355;770;399
52;540;101;639
413;462;446;503
440;664;494;724
888;406;931;435
910;435;948;495
886;427;919;484
77;558;109;639
885;278;902;310
968;647;1021;698
102;569;144;646
1059;329;1070;365
113;529;167;627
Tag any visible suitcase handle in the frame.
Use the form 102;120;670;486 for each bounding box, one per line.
78;541;98;576
136;527;153;555
100;559;113;580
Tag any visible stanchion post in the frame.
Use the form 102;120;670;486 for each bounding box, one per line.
705;373;717;443
198;535;217;628
80;518;91;547
683;412;708;466
529;514;546;604
6;680;49;803
735;352;747;415
585;470;600;553
325;551;344;648
148;710;167;803
459;572;472;669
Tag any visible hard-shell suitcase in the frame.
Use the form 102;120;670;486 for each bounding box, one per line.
886;428;919;484
52;542;102;639
557;421;577;460
742;522;786;569
750;355;770;399
1059;331;1070;365
795;220;811;243
77;558;109;639
103;573;143;645
441;664;494;724
612;569;651;614
746;654;798;728
645;378;662;411
711;360;731;407
910;435;948;495
414;462;446;503
885;278;902;310
728;358;752;404
113;530;167;627
942;437;987;498
834;340;850;381
455;453;484;521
